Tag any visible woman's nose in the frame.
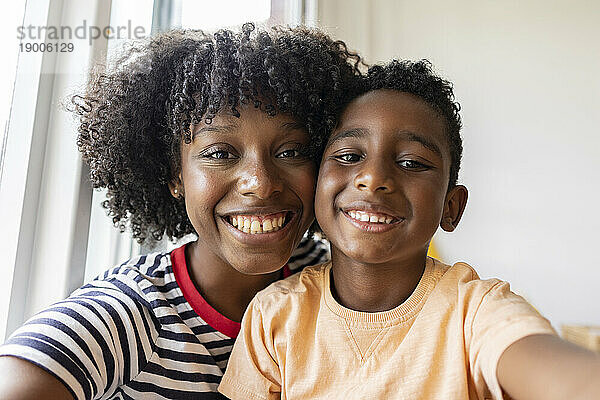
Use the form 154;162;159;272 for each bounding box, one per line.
353;159;395;193
237;159;284;199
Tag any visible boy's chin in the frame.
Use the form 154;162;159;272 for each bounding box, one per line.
333;244;396;266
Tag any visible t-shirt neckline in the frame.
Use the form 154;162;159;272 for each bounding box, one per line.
171;244;241;338
323;258;437;324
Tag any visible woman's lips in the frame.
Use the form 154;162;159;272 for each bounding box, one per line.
220;211;297;244
227;212;288;234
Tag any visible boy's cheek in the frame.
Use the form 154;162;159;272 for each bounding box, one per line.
314;171;341;232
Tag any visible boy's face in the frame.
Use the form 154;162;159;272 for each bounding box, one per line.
173;106;316;274
315;89;467;266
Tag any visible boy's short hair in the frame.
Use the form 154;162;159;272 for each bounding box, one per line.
365;60;463;188
72;23;362;243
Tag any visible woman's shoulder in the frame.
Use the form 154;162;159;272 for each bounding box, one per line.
286;234;330;272
69;246;183;311
91;249;174;281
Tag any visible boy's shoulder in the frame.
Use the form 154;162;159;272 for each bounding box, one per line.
255;262;329;308
432;258;519;304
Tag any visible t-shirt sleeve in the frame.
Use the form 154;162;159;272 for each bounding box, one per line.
0;274;158;400
219;296;281;400
464;277;557;400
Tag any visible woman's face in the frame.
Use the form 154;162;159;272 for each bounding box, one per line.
175;106;316;274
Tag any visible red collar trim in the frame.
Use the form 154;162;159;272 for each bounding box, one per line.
282;264;292;278
171;244;241;338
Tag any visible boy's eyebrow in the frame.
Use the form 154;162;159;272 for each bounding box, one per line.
395;131;443;157
327;128;443;157
326;128;368;146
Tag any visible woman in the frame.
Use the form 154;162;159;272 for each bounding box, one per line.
0;23;362;399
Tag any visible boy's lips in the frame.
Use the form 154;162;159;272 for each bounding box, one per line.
340;202;404;233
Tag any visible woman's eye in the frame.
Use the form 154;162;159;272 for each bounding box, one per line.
335;153;362;163
203;150;236;159
397;159;429;170
276;149;302;158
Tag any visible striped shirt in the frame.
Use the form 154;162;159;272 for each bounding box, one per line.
0;236;329;399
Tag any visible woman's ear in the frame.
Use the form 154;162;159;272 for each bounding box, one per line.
168;173;184;199
440;185;468;232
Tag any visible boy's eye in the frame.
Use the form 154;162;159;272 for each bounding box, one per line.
397;159;429;170
334;153;362;163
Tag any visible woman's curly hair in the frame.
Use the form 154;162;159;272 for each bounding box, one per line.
73;23;362;243
365;60;463;188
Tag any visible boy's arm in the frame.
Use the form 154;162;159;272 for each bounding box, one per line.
497;333;600;400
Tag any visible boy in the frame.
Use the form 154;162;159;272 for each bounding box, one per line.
218;60;600;400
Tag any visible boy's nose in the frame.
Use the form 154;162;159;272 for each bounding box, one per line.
353;161;395;193
237;160;283;199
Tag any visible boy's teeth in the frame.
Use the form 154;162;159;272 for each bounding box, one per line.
347;210;395;224
228;214;287;234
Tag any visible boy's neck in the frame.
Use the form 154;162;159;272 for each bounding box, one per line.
329;248;427;313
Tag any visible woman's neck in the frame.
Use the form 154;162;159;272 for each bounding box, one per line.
185;241;282;322
329;248;427;313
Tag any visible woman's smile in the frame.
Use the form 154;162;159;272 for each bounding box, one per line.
220;210;299;245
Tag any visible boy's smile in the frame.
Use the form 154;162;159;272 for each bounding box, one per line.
174;106;316;275
316;89;467;270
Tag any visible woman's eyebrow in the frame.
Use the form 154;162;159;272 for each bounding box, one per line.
191;123;239;140
280;121;306;132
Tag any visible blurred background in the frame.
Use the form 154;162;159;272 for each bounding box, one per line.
1;0;599;342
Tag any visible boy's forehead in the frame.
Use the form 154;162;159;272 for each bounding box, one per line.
344;90;438;118
338;91;443;131
332;89;450;156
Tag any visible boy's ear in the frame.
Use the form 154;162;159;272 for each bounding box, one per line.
168;173;184;199
440;185;468;232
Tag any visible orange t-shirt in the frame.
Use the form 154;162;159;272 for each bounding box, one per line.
219;258;555;400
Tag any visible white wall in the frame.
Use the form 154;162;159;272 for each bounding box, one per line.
317;0;600;328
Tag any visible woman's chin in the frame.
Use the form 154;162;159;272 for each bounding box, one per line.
229;255;290;276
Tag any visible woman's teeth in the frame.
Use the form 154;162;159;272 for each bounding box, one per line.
347;210;393;224
230;214;286;234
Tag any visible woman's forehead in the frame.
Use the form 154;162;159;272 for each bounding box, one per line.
189;108;307;141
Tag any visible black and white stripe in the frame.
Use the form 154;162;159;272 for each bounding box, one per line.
1;236;329;399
